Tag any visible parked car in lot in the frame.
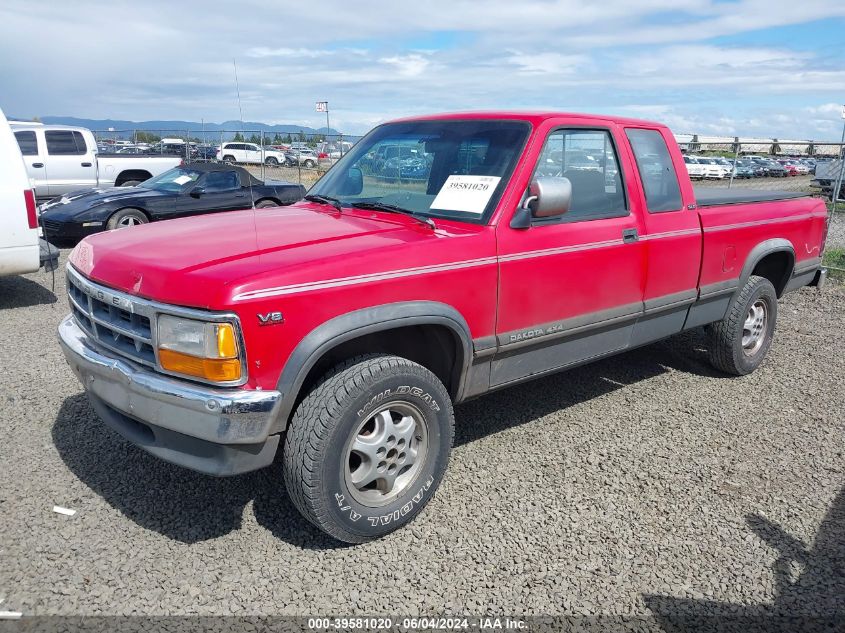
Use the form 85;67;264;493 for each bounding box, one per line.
11;123;182;200
284;148;319;168
731;162;755;179
39;164;304;242
682;155;707;180
778;160;808;175
58;111;828;543
0;107;58;276
217;142;287;166
696;157;730;179
761;160;788;177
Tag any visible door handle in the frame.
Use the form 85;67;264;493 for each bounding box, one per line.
622;228;639;243
81;162;92;167
32;162;44;168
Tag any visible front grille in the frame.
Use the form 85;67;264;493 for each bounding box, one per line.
67;268;156;367
41;218;64;235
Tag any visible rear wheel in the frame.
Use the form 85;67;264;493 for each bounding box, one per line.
303;159;316;168
706;275;777;375
265;157;279;166
282;354;454;543
107;208;148;230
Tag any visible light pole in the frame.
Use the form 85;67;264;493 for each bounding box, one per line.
316;101;329;149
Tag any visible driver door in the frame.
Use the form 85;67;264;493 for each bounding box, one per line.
492;123;647;387
175;170;248;218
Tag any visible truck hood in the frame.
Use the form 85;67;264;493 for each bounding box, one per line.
68;203;409;308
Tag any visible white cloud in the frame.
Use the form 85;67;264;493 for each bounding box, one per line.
506;52;586;75
379;54;430;77
0;0;842;139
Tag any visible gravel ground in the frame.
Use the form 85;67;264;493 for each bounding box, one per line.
0;252;843;621
827;212;845;250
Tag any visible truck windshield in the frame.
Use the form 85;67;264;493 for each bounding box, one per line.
309;120;530;223
138;167;202;192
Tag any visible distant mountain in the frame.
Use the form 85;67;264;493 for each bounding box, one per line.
24;116;350;140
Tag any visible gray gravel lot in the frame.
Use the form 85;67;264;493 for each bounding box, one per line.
0;252;843;620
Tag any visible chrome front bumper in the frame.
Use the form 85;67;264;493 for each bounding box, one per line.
58;315;282;476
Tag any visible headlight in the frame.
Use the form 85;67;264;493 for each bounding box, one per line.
157;315;242;382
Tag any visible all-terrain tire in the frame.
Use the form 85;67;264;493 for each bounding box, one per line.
282;354;454;543
706;275;778;376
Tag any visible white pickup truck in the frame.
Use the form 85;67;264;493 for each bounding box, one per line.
11;123;181;200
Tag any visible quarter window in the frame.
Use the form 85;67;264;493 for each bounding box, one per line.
14;131;38;155
625;128;683;213
533;129;627;222
45;130;87;155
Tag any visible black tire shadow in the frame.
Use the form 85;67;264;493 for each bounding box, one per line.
645;485;845;632
52;394;343;550
0;274;58;308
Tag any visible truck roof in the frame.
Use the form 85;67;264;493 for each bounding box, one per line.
386;110;667;129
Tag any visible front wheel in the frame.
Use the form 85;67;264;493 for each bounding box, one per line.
303;159;316;168
265;157;279;166
222;155;236;164
283;354;454;543
706;275;777;375
107;208;148;230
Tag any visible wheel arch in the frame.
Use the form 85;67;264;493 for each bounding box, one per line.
108;206;150;224
271;302;473;433
114;170;152;186
739;238;795;297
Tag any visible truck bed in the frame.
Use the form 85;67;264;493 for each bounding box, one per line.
694;187;808;207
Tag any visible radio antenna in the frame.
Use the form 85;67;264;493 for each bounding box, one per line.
233;58;255;209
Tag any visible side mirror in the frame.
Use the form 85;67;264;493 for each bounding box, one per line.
338;167;363;195
190;186;205;198
510;176;572;228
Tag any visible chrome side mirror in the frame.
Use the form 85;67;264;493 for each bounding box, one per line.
510;176;572;228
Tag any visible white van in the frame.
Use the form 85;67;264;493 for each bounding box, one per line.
0;107;56;276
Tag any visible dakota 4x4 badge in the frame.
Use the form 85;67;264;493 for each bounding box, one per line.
335;475;434;525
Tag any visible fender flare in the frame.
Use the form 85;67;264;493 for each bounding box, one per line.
736;238;795;296
271;301;473;432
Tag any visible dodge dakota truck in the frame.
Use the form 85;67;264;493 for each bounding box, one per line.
58;112;829;543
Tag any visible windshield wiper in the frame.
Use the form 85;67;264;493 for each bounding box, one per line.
304;194;343;212
350;202;435;229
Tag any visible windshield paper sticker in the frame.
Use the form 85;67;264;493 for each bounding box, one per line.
173;175;193;185
430;175;501;214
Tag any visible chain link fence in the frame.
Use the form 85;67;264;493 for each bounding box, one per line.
91;129;357;187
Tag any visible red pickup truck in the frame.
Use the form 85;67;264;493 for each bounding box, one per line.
59;112;829;542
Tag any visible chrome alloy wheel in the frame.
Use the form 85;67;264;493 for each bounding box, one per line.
344;402;429;507
742;299;768;355
117;215;143;228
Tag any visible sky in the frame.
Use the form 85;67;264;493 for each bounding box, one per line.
1;1;844;139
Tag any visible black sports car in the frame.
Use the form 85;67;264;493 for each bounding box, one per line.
39;163;305;242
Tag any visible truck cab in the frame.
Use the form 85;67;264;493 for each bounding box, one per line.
11;123;97;198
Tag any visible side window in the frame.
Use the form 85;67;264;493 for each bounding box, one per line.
625;128;683;213
14;131;38;155
533;129;627;222
45;130;87;155
203;170;239;192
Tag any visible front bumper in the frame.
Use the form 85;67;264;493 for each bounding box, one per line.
58;315;282;476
